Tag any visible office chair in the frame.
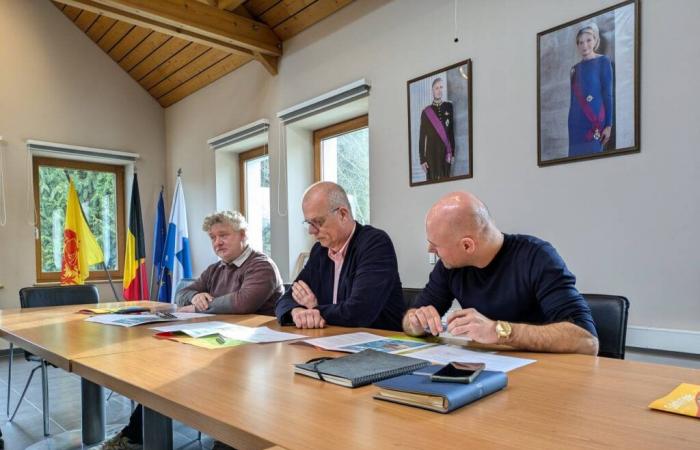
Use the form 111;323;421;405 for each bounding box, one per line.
174;278;195;300
402;288;423;309
582;294;630;359
7;284;99;436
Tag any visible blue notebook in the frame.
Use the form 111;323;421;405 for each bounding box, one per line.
374;365;508;413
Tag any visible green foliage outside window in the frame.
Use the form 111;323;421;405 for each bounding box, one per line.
335;128;370;224
37;165;118;272
260;157;270;188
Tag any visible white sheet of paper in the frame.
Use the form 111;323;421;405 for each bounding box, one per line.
218;325;305;343
300;332;435;354
85;312;212;328
150;321;233;337
301;332;389;351
406;345;536;372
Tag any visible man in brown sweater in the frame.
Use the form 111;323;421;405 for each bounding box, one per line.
102;211;282;450
176;210;283;315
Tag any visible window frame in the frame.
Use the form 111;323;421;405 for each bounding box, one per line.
312;115;369;182
32;156;126;283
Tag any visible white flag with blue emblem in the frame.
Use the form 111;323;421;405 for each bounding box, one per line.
160;176;192;303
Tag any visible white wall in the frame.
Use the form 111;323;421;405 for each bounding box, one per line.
0;1;165;306
165;0;700;334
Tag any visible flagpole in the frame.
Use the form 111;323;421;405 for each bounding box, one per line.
102;262;121;300
153;171;178;303
149;185;165;300
155;169;186;304
63;171;121;301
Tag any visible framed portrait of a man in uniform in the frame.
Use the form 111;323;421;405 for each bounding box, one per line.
537;0;640;166
407;59;472;186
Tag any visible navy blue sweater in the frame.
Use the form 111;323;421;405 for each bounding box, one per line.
275;223;405;331
413;234;597;337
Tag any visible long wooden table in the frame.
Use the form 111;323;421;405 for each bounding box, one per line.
0;301;177;371
72;322;700;450
2;304;699;449
0;301;274;445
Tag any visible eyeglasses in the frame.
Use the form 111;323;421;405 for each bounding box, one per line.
302;207;340;231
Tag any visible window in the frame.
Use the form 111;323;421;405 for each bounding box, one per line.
33;157;125;282
313;115;370;224
239;147;271;255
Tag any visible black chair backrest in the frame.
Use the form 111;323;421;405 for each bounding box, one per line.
19;285;100;309
402;288;423;309
583;294;630;359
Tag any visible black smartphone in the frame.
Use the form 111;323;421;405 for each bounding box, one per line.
430;362;485;384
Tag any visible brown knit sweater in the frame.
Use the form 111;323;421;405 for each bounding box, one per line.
175;248;283;315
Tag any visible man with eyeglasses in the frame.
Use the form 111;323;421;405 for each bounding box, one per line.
275;181;405;330
403;192;599;355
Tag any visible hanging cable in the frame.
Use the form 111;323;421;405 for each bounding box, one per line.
276;121;287;217
25;145;39;238
0;137;7;227
453;0;459;43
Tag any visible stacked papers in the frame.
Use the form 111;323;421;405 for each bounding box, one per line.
85;312;211;327
151;322;305;344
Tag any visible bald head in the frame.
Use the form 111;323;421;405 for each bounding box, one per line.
303;181;353;218
427;192;494;238
425;192;501;269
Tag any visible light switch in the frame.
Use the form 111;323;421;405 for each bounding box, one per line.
428;253;437;265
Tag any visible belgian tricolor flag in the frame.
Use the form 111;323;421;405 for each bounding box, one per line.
123;174;149;300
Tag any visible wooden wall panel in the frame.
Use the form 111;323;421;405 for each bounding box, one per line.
158;54;252;107
97;22;134;53
139;43;210;90
273;0;351;40
119;32;170;72
261;0;316;28
108;27;151;62
245;0;282;17
74;10;99;31
61;5;82;21
86;15;117;42
129;37;189;81
148;49;228;98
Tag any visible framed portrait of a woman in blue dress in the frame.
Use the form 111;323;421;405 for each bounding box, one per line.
537;0;640;166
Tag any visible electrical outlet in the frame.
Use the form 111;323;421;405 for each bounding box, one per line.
428;253;437;265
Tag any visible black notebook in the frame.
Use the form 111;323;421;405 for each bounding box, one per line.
294;349;430;388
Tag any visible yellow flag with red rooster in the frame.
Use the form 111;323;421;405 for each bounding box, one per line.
61;179;104;285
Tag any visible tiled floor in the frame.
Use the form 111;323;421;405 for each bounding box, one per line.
0;353;216;450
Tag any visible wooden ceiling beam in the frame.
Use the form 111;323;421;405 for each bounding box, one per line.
61;0;282;57
255;52;278;76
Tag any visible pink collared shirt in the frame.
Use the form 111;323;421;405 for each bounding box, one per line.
327;224;356;304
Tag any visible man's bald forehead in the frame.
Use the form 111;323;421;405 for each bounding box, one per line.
428;191;492;235
303;181;352;213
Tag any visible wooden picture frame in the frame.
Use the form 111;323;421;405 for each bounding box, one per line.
537;0;640;166
407;59;473;186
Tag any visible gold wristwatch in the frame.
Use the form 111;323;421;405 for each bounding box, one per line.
495;320;512;341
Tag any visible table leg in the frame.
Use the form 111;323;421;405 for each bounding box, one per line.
81;378;105;445
143;406;173;450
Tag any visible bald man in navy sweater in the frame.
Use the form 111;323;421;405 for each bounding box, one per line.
404;192;599;355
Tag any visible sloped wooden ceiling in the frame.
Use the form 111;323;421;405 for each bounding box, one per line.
54;0;353;107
